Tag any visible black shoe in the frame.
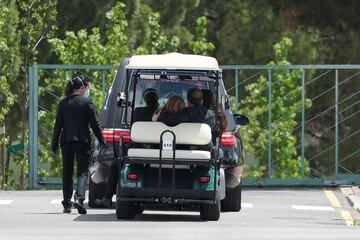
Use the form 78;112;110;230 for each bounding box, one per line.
63;207;71;213
74;200;87;214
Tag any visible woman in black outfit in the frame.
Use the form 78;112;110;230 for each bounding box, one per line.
52;76;104;214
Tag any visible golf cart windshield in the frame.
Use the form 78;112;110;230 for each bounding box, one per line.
135;78;215;108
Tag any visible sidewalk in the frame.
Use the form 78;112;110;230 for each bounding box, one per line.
341;186;360;213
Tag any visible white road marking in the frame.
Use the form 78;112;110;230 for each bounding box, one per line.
144;210;199;215
50;199;88;204
291;205;334;211
50;199;62;204
0;200;13;205
241;203;254;208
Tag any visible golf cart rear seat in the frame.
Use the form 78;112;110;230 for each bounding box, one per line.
127;122;212;161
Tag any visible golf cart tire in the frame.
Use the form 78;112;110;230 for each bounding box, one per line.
221;184;242;212
116;200;136;219
116;185;135;219
88;179;105;208
200;200;220;221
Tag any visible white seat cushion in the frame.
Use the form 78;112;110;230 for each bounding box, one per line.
128;148;211;160
131;122;211;145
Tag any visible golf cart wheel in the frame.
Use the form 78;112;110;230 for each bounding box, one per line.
116;184;135;219
88;179;105;208
221;183;242;212
200;200;220;221
116;200;136;219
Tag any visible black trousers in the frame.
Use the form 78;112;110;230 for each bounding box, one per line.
61;142;91;208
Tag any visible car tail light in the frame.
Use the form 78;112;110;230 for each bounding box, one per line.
220;131;236;146
199;176;211;184
102;128;130;143
127;173;139;181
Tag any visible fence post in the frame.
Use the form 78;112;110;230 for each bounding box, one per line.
28;66;34;189
301;69;306;177
33;64;39;188
335;69;339;179
102;70;106;104
268;70;272;177
235;70;239;113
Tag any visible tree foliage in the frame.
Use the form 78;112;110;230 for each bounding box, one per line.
0;0;20;188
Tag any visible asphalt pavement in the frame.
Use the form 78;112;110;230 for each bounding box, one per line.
0;188;359;240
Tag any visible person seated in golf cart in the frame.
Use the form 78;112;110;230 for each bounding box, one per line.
133;88;159;122
202;89;227;142
156;95;190;126
184;88;216;131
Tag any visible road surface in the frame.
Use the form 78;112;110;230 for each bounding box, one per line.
0;188;359;240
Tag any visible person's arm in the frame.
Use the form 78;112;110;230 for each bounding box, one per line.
52;103;63;154
88;99;105;146
152;108;162;121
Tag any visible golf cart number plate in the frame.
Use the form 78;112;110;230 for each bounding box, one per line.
162;141;173;151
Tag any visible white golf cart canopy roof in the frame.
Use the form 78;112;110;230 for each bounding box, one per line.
126;52;220;71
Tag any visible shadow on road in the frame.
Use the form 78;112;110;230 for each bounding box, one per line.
73;212;203;222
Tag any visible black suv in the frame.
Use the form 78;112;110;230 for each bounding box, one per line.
89;53;248;220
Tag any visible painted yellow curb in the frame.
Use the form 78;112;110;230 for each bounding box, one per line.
340;210;355;226
324;189;342;208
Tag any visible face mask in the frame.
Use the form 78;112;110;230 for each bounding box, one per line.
84;87;90;98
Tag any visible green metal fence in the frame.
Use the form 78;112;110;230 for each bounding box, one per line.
28;64;360;188
224;65;360;186
28;64;117;188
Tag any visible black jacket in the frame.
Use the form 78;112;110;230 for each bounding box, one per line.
52;95;104;152
183;104;216;129
133;106;156;122
158;110;190;126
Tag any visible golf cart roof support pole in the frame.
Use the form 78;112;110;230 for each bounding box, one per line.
235;70;239;113
124;69;131;125
301;69;306;177
335;69;339;178
268;70;272;178
215;70;219;118
130;71;139;124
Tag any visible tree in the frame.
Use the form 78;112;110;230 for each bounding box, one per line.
1;0;57;189
240;37;311;179
190;16;215;55
0;0;20;188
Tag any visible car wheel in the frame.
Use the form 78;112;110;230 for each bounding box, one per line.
221;183;241;212
88;179;105;208
200;199;220;221
116;184;135;219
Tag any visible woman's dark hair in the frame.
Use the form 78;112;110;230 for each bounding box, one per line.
143;88;159;111
72;73;91;87
65;76;85;97
216;106;228;133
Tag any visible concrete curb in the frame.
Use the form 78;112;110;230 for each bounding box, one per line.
346;195;360;213
341;186;360;214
